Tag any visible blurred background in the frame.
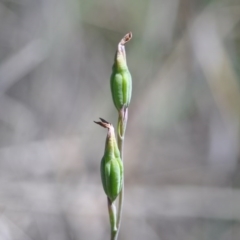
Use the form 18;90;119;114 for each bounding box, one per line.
0;0;240;239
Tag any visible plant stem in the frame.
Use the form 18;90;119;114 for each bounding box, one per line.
107;198;117;240
114;107;128;240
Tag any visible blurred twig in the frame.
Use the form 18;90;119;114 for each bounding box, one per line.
0;40;48;95
1;183;240;221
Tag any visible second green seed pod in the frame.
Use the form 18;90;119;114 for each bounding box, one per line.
94;118;123;202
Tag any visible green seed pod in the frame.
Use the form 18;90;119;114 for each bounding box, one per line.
94;118;123;202
110;32;132;111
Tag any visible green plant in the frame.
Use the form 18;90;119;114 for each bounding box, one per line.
94;32;132;240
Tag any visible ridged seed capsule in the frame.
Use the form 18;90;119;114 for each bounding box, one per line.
110;32;132;111
94;118;123;202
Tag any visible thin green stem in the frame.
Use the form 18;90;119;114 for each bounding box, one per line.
114;107;128;240
107;198;117;240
